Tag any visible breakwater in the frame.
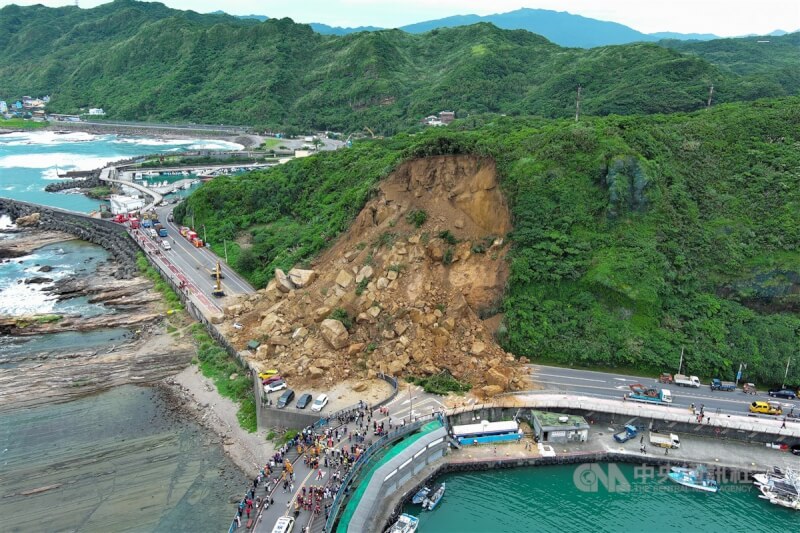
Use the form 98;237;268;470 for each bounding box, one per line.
44;175;102;192
0;198;139;278
49;122;256;147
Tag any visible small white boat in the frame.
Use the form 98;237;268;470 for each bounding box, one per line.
388;513;419;533
668;465;719;493
422;482;445;510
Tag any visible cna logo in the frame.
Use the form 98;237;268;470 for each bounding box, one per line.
573;463;632;493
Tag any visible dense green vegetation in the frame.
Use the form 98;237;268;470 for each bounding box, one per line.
408;372;473;395
181;98;800;386
191;324;257;432
1;1;797;133
0;118;47;129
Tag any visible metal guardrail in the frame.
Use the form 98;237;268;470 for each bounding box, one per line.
323;413;442;533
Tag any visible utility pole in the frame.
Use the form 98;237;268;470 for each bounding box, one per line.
223;239;228;263
409;382;413;423
783;357;792;389
575;85;582;122
202;224;207;244
706;84;714;109
735;362;747;387
677;346;684;375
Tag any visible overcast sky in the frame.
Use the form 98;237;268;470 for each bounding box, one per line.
3;0;799;36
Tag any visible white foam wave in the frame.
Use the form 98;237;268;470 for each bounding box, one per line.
0;152;118;172
112;138;195;147
0;130;100;146
187;140;244;151
0;214;13;229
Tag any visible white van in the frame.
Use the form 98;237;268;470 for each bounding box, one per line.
161;240;171;250
271;516;295;533
148;228;157;238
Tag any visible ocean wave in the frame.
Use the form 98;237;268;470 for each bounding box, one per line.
0;131;100;146
0;153;118;172
0;214;14;229
112;138;195;147
187;140;244;151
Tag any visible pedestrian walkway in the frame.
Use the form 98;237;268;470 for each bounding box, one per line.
229;386;444;533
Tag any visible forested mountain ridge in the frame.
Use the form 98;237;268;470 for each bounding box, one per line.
1;1;798;133
177;98;800;385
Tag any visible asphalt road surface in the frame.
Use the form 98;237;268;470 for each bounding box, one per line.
147;203;255;304
528;364;798;419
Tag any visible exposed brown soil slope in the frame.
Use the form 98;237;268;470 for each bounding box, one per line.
221;155;524;396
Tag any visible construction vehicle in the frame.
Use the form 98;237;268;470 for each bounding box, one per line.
659;373;673;384
209;262;225;280
626;384;672;404
211;261;225;297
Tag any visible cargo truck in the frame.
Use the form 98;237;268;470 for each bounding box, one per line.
613;425;639;443
649;431;681;449
626;384;672;404
674;374;701;388
710;378;736;391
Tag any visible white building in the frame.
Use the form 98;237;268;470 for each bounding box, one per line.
0;101;7;113
109;194;144;215
88;108;106;116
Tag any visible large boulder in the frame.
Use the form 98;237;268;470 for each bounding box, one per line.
313;306;332;322
308;366;324;379
481;385;504;397
320;319;349;349
288;268;317;288
15;213;40;227
335;270;354;288
355;265;374;283
486;367;510;389
274;269;296;293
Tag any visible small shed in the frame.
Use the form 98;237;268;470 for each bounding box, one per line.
531;410;590;444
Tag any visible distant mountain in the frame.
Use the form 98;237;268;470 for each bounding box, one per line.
309;22;383;35
649;32;719;41
3;1;796;133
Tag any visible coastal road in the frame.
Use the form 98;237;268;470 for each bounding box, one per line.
528;364;798;419
151;203;255;301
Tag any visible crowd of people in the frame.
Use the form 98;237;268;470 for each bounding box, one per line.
231;401;379;531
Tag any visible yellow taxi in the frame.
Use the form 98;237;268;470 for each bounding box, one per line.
749;400;782;415
258;369;278;380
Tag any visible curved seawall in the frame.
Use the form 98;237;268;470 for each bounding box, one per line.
0;197;140;278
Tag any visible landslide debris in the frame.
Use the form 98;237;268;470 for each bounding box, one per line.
221;155;525;397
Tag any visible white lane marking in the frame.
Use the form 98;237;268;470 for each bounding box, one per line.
533;373;606;383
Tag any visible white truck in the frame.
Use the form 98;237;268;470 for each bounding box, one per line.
673;374;701;388
649;431;681;449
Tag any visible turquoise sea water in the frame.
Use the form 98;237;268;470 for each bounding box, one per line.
404;464;798;532
0;130;241;213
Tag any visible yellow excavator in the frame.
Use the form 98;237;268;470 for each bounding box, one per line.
211;261;225;298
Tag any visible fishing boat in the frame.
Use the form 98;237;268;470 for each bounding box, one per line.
754;467;800;510
422;482;446;510
753;465;786;486
411;486;430;505
388;513;419;533
668;465;719;493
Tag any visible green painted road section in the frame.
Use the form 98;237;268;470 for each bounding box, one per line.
336;420;443;532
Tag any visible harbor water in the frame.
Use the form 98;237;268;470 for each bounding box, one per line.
0;130;242;212
403;464;798;532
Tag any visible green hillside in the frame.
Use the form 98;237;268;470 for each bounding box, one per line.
178;98;800;386
1;1;798;132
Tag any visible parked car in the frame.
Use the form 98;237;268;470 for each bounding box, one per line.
296;393;312;409
769;388;797;400
311;394;329;412
258;370;278;379
792;444;800;457
264;380;287;394
277;389;295;409
262;375;283;385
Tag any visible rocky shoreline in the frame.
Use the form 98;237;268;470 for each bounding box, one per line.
0;226;194;411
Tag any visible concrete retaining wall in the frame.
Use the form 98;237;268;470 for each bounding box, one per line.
0;197;140;278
